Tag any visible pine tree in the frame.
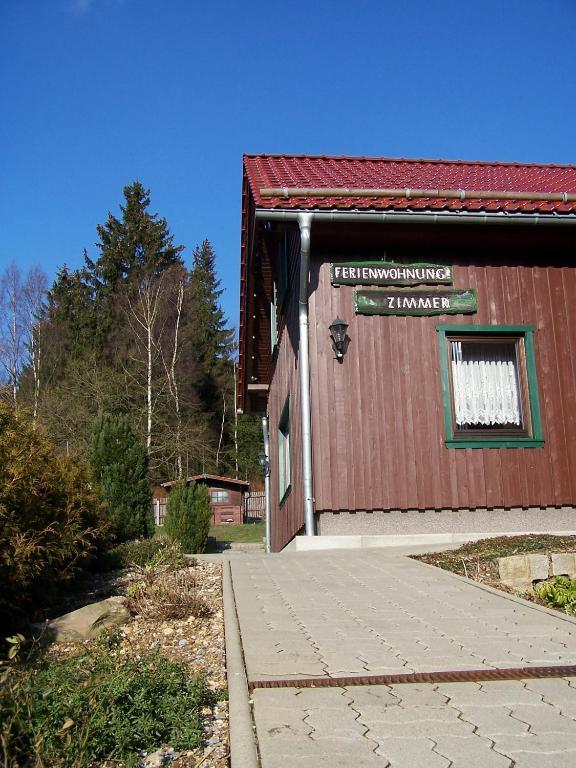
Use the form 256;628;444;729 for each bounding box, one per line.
163;481;212;553
183;240;234;466
90;412;153;541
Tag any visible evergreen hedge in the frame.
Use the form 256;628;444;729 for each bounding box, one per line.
163;481;211;554
90;413;153;542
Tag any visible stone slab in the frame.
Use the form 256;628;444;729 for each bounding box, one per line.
498;554;549;588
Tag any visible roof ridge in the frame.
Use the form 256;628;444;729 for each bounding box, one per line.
243;153;576;171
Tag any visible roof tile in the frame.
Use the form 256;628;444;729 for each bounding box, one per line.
243;154;576;214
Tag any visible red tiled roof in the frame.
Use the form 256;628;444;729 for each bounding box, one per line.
243;154;576;215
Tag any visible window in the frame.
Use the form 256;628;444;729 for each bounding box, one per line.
211;490;229;503
437;325;544;448
278;397;291;502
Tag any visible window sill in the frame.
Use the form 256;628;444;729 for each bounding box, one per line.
279;484;292;507
445;438;545;449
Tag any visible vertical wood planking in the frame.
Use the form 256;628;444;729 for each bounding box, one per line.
268;229;576;550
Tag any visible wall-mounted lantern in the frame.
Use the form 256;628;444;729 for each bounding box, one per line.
329;316;349;361
257;451;270;476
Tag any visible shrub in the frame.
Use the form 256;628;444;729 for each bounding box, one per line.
0;405;107;629
1;641;213;768
99;535;187;571
90;412;153;542
126;565;211;621
163;482;211;554
536;576;576;615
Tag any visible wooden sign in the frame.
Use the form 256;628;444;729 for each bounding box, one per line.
331;262;452;286
354;288;477;316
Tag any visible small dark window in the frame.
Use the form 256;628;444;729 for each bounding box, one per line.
278;396;291;502
211;490;229;503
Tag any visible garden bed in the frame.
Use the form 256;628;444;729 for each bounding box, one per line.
2;555;228;768
413;534;576;613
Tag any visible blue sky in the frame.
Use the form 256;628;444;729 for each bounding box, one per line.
1;0;575;327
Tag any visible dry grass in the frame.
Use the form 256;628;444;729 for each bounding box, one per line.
125;564;211;621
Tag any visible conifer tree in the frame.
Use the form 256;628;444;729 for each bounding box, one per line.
87;181;184;307
90;412;153;541
163;481;212;553
184;240;234;450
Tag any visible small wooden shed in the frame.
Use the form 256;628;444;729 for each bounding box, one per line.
161;474;250;525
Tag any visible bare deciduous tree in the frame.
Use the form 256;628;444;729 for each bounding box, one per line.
0;262;47;412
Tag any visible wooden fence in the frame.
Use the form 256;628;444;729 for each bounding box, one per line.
153;499;167;526
153;491;265;526
243;491;265;520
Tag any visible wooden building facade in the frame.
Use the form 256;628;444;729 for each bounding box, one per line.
161;474;249;525
239;154;576;552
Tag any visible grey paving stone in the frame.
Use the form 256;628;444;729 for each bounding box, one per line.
436;681;543;707
511;703;576;734
346;685;402;708
305;709;368;739
387;684;450;706
433;735;514;767
374;737;451;767
292;687;354;708
458;704;530;735
491;732;576;759
367;718;475;739
261;755;390;768
524;677;576;701
258;735;377;760
255;714;312;740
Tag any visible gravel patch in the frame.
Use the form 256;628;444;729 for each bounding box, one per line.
46;560;228;768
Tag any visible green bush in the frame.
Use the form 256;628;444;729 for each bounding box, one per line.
1;640;213;767
99;536;186;571
536;576;576;615
0;405;107;629
90;412;153;542
164;482;212;554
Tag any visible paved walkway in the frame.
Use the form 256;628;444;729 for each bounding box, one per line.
230;548;576;767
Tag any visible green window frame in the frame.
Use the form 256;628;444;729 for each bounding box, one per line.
278;396;291;504
437;324;544;448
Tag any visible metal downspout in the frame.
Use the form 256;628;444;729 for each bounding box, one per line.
297;213;315;536
261;416;271;552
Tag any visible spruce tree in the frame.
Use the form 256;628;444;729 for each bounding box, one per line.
90;412;153;541
184;240;234;453
89;181;184;287
163;481;212;553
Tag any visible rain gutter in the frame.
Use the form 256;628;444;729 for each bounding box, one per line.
261;416;271;552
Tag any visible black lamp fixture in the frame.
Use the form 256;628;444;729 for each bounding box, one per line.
257;451;270;476
329;316;349;361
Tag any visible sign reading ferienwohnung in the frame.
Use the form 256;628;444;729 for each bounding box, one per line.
331;262;452;286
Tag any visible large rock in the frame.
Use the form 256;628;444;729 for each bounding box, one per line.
498;554;549;589
551;552;576;578
39;596;130;642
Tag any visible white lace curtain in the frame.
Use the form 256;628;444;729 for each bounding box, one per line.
451;341;521;427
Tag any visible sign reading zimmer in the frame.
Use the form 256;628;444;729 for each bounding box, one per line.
354;288;477;316
331;262;453;286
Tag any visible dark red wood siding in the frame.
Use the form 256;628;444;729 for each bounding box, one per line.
267;238;305;552
307;223;576;517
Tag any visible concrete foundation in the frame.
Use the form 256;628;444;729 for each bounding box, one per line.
316;506;576;537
